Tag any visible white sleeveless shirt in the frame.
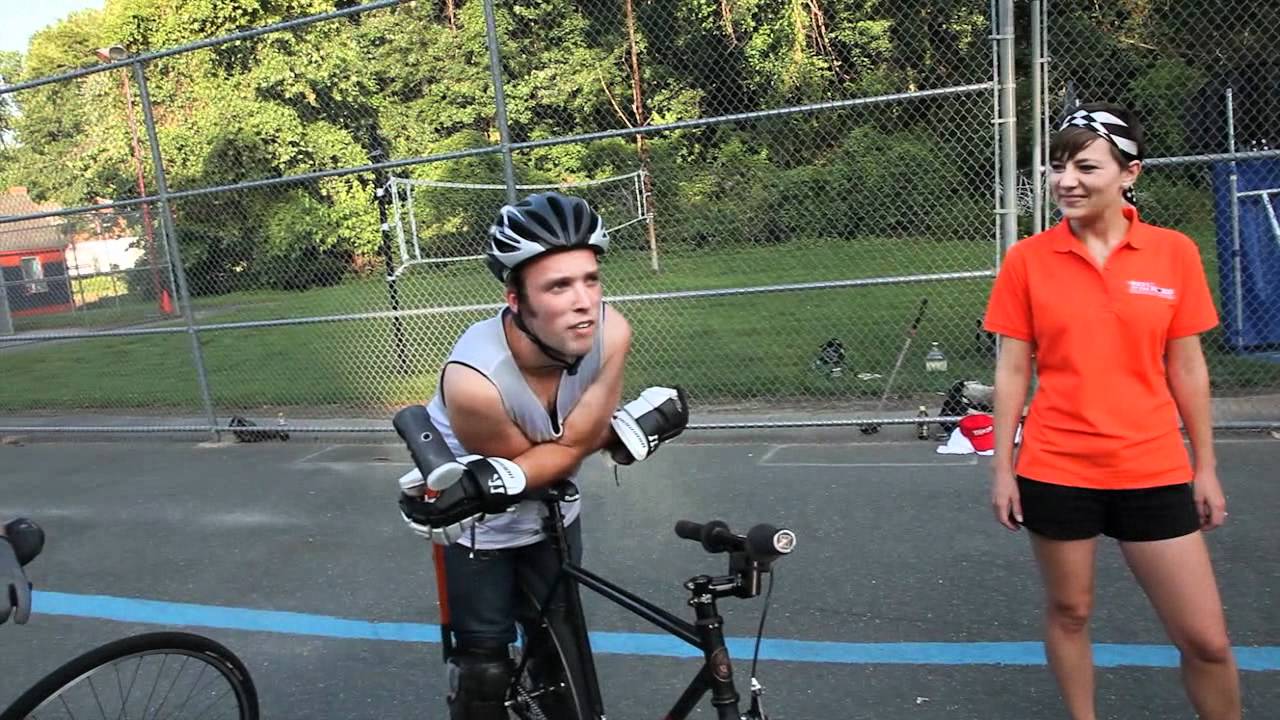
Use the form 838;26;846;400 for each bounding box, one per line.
426;306;604;549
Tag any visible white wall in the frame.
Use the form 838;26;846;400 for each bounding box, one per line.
65;236;145;277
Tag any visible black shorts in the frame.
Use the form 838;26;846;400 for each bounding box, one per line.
1016;476;1199;542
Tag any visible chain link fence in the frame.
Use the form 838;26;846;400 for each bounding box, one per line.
1035;0;1280;426
0;0;1273;434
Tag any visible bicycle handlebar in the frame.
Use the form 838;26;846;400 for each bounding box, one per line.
674;519;796;562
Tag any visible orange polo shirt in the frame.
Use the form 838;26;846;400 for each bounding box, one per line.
983;207;1218;490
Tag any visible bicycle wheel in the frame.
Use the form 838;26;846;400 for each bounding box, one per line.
509;614;595;720
0;631;259;720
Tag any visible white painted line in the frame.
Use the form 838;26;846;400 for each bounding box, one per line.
756;442;981;467
318;461;413;467
293;445;338;464
756;445;784;463
758;459;978;468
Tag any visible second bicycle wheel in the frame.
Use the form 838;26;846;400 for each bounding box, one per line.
0;631;259;720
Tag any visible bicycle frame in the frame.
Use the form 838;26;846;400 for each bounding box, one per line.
537;500;757;720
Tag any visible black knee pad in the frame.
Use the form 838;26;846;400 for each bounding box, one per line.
447;644;514;720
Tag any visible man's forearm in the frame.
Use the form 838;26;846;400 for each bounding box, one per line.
510;443;580;490
557;349;628;451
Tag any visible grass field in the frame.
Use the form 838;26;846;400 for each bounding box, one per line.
3;236;1278;416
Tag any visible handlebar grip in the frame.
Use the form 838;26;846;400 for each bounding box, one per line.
393;406;458;484
4;518;44;567
674;520;704;542
704;525;740;554
674;519;740;554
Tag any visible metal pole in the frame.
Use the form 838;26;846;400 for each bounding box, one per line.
1039;0;1053;231
0;250;11;335
998;0;1018;256
407;184;421;261
1030;0;1045;234
132;61;220;439
67;238;85;313
1261;191;1280;241
118;68;169;314
989;0;1001;265
1227;87;1245;351
372;152;411;375
482;0;518;203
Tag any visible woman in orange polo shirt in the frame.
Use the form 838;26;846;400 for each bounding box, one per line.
984;103;1240;720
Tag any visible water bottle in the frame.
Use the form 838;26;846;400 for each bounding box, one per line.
916;406;931;440
924;342;948;373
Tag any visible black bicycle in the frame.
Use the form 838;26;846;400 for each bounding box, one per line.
395;410;797;720
0;520;260;720
511;489;794;720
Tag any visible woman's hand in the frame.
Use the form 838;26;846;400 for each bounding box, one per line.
991;467;1023;531
1193;467;1228;531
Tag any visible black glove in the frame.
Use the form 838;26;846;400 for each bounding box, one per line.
398;455;527;545
0;536;32;625
609;386;690;464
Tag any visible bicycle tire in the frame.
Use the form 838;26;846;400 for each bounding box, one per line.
0;631;259;720
510;613;596;720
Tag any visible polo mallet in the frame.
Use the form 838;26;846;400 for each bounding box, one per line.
860;297;929;435
392;405;458;661
432;544;455;661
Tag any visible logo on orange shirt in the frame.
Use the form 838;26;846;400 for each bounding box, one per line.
1127;280;1176;300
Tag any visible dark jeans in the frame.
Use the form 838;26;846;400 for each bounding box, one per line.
442;518;582;651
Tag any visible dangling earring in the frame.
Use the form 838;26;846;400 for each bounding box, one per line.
1122;183;1137;206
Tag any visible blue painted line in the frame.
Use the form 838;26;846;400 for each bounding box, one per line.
32;591;1280;671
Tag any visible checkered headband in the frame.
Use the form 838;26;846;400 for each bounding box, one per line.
1060;109;1141;160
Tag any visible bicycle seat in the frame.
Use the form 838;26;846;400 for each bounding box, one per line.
524;480;580;504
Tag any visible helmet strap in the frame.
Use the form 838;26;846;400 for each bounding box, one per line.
506;308;584;376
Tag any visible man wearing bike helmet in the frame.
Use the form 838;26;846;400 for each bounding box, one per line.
395;191;688;720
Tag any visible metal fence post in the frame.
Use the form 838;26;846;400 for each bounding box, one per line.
1030;0;1046;234
1226;87;1245;351
132;60;221;440
373;148;411;375
997;0;1018;256
482;0;518;203
0;268;12;336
